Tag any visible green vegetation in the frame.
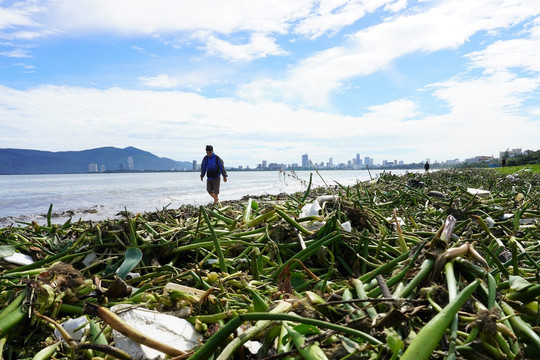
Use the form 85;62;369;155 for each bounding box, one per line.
504;149;540;167
0;169;539;359
494;164;540;175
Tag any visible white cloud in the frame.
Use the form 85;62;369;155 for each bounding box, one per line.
0;84;422;162
0;5;35;30
293;0;394;40
385;0;408;13
199;32;288;61
0;3;49;41
242;0;540;107
0;79;538;166
0;48;31;57
139;74;180;88
1;1;540;166
466;18;540;74
37;0;311;34
1;0;401;62
429;71;539;116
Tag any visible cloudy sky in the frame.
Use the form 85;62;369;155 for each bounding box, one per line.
1;0;539;167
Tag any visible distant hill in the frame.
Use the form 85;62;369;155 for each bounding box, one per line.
0;146;193;174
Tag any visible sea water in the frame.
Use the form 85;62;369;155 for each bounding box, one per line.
0;169;414;226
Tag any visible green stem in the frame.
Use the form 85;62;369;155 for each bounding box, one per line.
201;206;228;274
394;258;434;298
401;280;480;360
501;301;540;349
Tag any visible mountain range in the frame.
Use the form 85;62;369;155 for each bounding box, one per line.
0;146;193;174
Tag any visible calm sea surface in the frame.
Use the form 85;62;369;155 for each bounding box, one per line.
0;169;414;226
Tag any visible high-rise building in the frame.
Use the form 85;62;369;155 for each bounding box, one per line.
192;160;197;171
356;153;360;165
302;154;309;167
262;160;268;169
364;157;373;166
128;156;134;170
89;163;98;172
328;157;333;168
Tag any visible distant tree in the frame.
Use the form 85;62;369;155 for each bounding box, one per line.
507;149;540;166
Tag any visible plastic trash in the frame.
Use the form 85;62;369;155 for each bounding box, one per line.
54;316;89;341
467;188;491;197
82;252;97;267
2;252;34;266
245;340;263;354
111;304;203;360
300;195;337;217
340;221;351;232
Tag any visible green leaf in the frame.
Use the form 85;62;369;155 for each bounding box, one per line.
292;323;321;336
509;275;533;291
117;247;143;279
385;328;404;353
0;245;16;258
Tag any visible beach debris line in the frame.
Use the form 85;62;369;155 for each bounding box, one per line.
0;168;539;359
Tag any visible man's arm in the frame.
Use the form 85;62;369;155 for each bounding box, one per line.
200;156;207;180
217;156;228;178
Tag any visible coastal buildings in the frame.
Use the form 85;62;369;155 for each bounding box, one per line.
302;154;309;168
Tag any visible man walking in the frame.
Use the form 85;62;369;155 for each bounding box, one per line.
200;145;228;204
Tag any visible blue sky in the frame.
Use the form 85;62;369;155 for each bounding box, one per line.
1;0;539;168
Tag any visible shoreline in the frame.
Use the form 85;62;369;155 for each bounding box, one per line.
0;184;333;228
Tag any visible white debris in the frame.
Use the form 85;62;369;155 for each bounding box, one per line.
244;340;263;354
2;252;34;266
300;195;337;217
82;253;97;267
340;221;352;232
467;188;491;197
54;316;89;342
110;304;202;360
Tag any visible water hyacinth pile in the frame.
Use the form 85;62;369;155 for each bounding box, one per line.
1;168;540;359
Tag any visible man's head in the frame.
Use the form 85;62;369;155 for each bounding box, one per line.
206;145;213;154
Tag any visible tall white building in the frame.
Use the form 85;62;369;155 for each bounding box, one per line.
128;156;134;170
302;154;309;167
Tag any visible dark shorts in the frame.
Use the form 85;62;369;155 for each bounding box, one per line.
206;178;221;194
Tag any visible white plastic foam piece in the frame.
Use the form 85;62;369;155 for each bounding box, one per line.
467;188;491;197
2;252;34;266
110;304;202;360
54;316;89;341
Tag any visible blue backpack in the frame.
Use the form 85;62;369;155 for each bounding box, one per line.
205;155;220;178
